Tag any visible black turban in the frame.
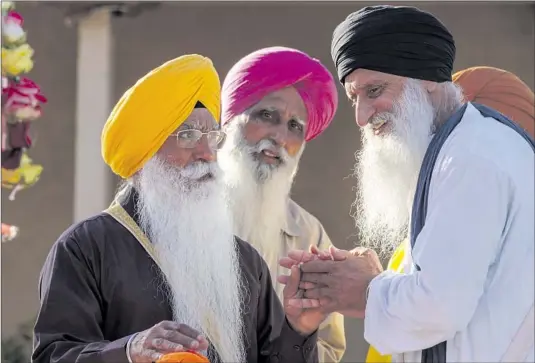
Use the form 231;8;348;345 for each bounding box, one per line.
331;5;456;84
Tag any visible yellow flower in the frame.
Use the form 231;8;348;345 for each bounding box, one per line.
1;2;15;13
1;43;34;76
1;152;43;190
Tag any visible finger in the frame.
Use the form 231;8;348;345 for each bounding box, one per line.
309;245;320;254
287;249;317;264
300;272;336;286
278;275;318;289
177;324;208;349
303;287;335;300
310;245;333;260
350;247;369;256
150;338;184;353
329;246;350;261
177;323;204;341
288;298;321;308
299;259;337;273
277;274;290;285
299;281;318;289
157;328;199;350
279;257;300;269
283;265;301;299
141;348;163;362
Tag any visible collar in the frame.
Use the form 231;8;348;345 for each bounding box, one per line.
118;186;141;227
282;199;302;237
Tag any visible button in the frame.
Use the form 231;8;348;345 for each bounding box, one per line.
293;344;301;351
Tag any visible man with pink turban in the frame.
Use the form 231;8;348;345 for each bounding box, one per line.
218;46;346;362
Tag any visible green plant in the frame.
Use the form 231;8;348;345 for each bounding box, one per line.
1;319;34;363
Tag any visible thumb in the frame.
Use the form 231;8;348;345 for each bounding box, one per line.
329;246;349;261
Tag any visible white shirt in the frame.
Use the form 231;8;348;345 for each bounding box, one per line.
364;103;535;362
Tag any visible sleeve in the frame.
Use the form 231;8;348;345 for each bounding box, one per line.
256;256;319;363
315;224;347;363
364;154;510;354
32;235;133;363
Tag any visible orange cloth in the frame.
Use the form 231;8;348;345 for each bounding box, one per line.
453;66;535;138
157;351;209;362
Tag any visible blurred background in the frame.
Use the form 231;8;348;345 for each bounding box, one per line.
1;1;534;362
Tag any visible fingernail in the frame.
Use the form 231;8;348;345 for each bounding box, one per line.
197;335;205;341
190;341;199;348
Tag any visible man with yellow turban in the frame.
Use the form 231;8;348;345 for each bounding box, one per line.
33;55;328;363
365;66;535;363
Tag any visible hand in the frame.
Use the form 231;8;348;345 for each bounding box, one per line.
128;321;209;363
280;246;384;318
282;263;328;336
277;245;333;289
277;245;368;288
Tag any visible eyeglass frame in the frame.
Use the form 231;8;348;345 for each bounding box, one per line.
168;129;227;150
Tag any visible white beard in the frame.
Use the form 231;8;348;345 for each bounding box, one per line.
218;121;304;262
136;156;246;363
354;79;435;256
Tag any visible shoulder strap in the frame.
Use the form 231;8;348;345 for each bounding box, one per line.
501;304;535;362
104;201;162;270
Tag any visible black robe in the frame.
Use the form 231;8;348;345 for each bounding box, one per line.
32;190;318;363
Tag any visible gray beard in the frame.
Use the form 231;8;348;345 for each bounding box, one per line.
218;122;304;262
136;156;246;362
354;79;435;257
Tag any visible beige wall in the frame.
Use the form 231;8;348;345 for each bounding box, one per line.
2;2;534;362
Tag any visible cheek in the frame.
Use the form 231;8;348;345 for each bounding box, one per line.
242;122;270;144
374;96;395;115
285;137;304;157
156;140;190;167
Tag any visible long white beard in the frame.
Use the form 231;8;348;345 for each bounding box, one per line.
137;157;246;363
218;122;304;261
354;79;435;256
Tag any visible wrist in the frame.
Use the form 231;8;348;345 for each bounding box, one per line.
126;333;138;363
285;317;318;337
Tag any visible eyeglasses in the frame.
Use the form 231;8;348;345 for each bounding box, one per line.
169;129;227;150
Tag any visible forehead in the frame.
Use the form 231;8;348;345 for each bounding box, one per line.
254;87;307;120
177;109;218;132
344;68;405;93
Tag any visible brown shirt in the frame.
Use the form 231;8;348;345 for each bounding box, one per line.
258;199;346;362
32;190;319;363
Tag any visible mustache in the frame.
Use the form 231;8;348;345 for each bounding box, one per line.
180;161;220;179
249;139;292;164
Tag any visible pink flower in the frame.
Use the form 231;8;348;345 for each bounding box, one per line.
2;11;26;45
2;77;47;120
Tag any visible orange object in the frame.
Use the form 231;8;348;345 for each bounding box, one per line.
157;351;209;363
453;66;535;138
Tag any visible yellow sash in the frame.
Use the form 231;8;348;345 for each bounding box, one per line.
104;201;222;349
365;241;408;363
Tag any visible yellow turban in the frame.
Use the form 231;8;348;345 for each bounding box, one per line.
101;54;221;179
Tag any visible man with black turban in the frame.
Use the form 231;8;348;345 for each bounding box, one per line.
278;5;535;363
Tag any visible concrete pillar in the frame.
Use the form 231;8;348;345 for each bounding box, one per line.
73;10;113;222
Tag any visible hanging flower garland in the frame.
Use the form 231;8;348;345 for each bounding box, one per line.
1;1;47;243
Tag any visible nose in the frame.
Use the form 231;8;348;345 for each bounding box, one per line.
193;135;216;162
354;97;373;128
270;123;288;147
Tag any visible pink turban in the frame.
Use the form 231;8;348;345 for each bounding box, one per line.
221;46;338;141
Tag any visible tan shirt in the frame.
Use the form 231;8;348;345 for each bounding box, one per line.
257;199;347;363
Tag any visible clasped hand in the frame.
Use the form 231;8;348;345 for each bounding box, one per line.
278;245;384;318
